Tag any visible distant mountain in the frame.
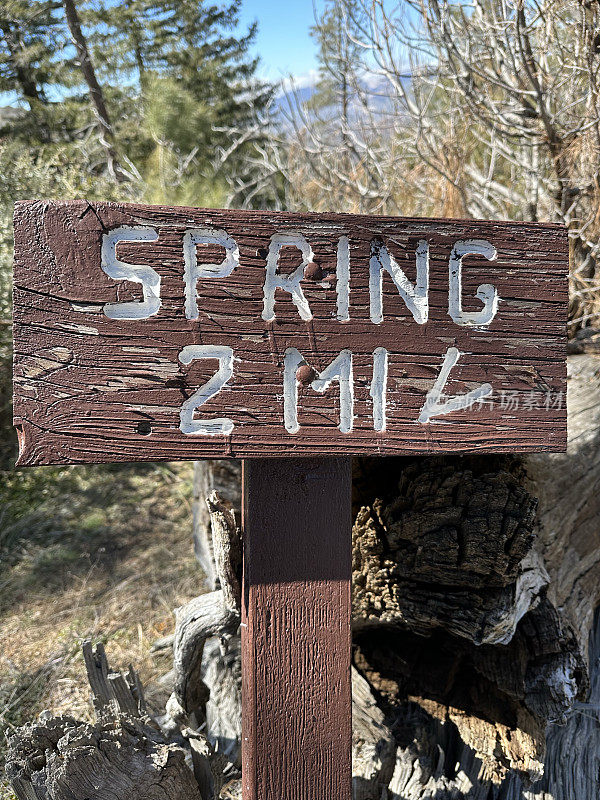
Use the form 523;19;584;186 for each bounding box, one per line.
273;82;316;117
273;73;410;121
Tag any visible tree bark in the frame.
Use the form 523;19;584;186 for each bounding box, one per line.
62;0;125;182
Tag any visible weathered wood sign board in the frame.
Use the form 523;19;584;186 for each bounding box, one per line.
13;200;568;465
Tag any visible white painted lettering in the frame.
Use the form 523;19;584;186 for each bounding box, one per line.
370;347;388;431
336;235;350;322
448;239;498;326
262;233;314;321
370;238;429;324
102;226;160;320
284;349;354;433
418;347;492;423
183;228;239;320
178;345;234;435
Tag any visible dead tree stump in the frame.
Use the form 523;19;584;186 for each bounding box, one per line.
5;643;203;800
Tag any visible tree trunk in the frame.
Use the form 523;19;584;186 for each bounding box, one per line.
0;19;51;141
0;21;45;105
62;0;125;182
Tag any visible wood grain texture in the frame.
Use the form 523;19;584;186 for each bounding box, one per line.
13;200;568;465
241;458;352;800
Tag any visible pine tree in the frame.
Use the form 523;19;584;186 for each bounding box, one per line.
310;0;367;124
0;0;64;105
0;0;278;204
87;0;275;204
0;1;68;140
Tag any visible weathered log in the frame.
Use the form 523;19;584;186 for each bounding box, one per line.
185;461;549;790
518;353;600;799
207;492;241;613
352;456;542;644
526;354;600;665
202;638;242;767
348;354;600;798
171;590;239;718
192;462;241;587
351;667;396;799
171;491;241;719
5;642;203;800
522;607;600;800
374;603;600;800
351;454;585;785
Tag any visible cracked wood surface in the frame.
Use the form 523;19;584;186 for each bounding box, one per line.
13;200;567;465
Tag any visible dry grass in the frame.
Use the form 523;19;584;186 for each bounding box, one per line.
0;461;201;798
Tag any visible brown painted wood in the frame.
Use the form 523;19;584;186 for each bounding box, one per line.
241;458;352;800
13;200;568;465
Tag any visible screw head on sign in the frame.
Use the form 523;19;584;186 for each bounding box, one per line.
296;364;317;385
303;262;324;281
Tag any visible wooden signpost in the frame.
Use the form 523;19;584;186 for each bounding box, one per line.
13;200;568;799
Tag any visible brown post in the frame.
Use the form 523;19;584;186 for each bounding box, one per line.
241;458;353;800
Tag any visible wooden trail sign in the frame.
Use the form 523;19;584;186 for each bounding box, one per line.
13;200;567;465
13;200;568;800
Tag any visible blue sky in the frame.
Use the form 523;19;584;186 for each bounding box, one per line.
237;0;325;85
